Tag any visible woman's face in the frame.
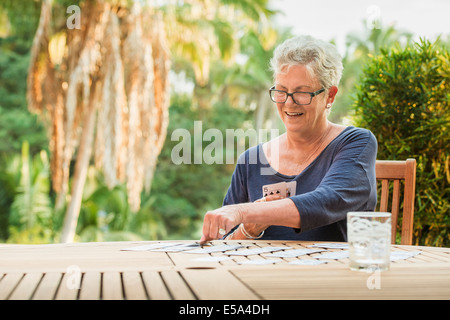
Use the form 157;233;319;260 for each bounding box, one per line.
274;65;334;135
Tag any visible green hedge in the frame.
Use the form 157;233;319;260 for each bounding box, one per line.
353;39;449;247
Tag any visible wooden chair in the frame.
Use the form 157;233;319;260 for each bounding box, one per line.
375;159;417;245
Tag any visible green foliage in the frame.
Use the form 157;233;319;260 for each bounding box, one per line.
56;94;252;242
0;36;48;155
0;0;41;43
1;141;56;243
0;153;20;239
0;0;273;243
148;94;254;240
0;3;51;242
353;38;450;246
1;1;447;246
332;21;413;123
0;1;48;155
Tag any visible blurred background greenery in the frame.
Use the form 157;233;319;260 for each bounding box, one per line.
0;0;448;246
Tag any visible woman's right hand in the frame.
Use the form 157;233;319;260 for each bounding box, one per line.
226;194;283;240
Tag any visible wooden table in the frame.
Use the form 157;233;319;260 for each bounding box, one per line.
1;240;449;301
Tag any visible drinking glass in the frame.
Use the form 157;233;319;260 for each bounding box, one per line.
347;212;391;272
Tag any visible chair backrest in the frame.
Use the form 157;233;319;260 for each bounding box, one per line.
375;159;417;245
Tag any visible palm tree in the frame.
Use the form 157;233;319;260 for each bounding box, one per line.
224;28;291;131
28;0;171;242
27;0;274;243
331;21;414;123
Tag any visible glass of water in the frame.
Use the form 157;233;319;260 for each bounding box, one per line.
347;212;391;272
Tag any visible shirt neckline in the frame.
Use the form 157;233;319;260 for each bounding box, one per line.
258;126;354;179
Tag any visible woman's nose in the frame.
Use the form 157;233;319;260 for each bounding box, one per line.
285;94;296;106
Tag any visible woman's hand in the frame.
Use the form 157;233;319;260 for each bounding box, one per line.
199;194;283;244
199;204;245;245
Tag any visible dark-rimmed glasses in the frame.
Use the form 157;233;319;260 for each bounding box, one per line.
269;86;325;105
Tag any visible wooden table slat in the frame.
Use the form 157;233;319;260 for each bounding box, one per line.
122;272;147;300
79;272;101;300
160;270;196;300
32;272;63;300
54;273;80;300
0;273;24;300
141;271;171;300
181;269;259;300
102;272;123;300
231;265;450;300
8;272;43;300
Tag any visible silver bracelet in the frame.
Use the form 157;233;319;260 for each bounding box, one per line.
240;224;264;239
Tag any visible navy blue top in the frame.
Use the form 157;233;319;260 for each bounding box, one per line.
222;126;378;242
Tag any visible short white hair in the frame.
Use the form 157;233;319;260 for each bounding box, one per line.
270;35;343;89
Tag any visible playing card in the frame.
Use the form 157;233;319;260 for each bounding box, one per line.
183;244;245;254
390;251;421;261
150;243;204;252
262;182;287;198
286;181;297;197
316;251;349;260
121;242;185;251
237;259;281;265
265;248;325;258
288;259;327;265
307;243;349;249
226;246;291;256
192;256;233;262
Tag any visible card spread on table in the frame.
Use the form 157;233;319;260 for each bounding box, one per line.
237;259;281;265
308;243;349;249
192;256;233;262
288;259;327;265
265;248;325;258
150;243;205;252
121;242;186;251
390;251;421;261
122;242;244;254
317;251;349;260
184;244;245;254
226;246;292;256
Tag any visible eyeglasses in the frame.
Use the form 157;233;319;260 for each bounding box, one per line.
269;86;325;105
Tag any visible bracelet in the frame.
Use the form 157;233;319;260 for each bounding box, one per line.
240;224;264;239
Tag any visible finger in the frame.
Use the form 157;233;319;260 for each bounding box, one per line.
266;194;283;201
200;226;215;244
255;194;283;202
201;207;240;242
205;211;224;241
208;215;221;240
201;212;214;243
213;216;232;239
199;234;208;245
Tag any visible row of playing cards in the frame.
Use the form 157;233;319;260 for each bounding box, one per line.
262;181;297;198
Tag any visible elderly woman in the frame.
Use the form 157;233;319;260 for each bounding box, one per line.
199;35;377;244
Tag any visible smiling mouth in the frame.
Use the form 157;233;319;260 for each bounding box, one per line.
285;111;304;117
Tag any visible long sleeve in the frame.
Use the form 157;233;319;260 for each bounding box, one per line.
289;128;377;233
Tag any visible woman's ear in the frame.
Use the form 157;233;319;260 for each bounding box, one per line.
327;86;338;104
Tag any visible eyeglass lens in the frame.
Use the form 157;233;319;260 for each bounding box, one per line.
270;91;312;105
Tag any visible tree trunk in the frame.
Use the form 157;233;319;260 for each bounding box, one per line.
60;81;98;243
